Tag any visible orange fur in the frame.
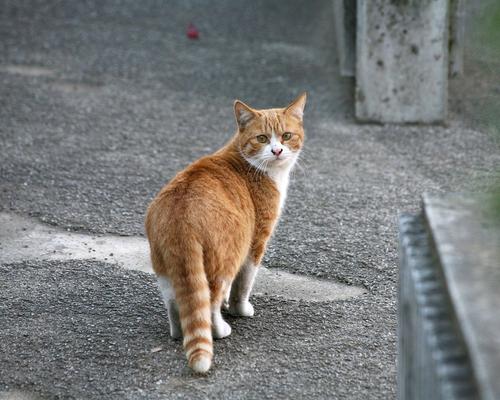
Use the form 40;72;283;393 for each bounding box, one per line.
145;93;306;373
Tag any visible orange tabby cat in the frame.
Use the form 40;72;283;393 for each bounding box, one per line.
145;93;306;373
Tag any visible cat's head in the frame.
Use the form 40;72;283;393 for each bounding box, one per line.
234;93;306;171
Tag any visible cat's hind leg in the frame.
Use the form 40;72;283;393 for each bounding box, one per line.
228;259;258;317
210;279;232;339
157;275;182;339
229;228;271;317
222;281;232;311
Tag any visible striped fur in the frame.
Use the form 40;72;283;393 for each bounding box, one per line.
145;93;306;373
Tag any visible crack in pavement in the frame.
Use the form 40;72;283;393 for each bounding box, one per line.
0;212;366;302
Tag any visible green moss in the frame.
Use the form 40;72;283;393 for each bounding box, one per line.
478;2;500;43
472;1;500;220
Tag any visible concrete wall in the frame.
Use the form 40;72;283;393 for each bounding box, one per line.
399;194;500;399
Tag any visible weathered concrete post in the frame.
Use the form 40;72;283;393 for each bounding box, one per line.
355;0;450;123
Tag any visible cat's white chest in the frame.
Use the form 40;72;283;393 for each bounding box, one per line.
268;167;291;214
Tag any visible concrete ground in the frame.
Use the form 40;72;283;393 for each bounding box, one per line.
0;1;498;399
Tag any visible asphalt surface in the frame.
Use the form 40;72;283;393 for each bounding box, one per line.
1;1;499;399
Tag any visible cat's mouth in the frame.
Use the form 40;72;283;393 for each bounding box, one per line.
269;156;291;166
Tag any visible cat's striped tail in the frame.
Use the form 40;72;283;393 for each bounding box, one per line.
173;244;213;373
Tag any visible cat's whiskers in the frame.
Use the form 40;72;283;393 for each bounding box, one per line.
253;160;265;179
251;158;268;181
245;156;257;178
239;149;263;179
296;151;309;166
294;152;311;176
293;158;307;179
262;159;270;176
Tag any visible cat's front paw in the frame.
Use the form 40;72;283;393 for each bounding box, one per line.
228;301;254;317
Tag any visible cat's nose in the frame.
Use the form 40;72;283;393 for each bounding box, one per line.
271;148;283;156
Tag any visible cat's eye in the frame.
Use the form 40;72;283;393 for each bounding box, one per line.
282;132;292;141
256;135;269;143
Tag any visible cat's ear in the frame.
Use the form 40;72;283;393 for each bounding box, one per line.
234;100;257;130
284;92;307;121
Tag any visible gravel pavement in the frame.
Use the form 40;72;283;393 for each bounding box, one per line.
1;1;498;399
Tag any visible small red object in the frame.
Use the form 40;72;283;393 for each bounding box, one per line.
187;23;199;39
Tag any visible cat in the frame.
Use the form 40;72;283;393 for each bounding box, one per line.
145;93;306;373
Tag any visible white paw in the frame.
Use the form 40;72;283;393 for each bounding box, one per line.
228;301;254;317
213;319;232;339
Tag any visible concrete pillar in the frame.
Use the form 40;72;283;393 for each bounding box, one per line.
356;0;450;123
